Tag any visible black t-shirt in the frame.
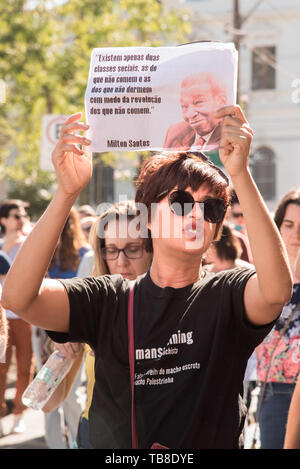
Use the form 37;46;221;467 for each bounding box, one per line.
47;267;276;449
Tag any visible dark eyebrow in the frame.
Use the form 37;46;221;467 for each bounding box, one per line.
282;219;294;223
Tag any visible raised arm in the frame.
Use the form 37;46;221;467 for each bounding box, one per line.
1;113;92;332
217;105;293;326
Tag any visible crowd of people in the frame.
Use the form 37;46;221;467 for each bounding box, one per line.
0;199;96;445
0;106;299;449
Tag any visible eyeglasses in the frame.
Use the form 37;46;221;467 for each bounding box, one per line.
82;225;92;233
101;244;144;260
231;212;243;218
168;190;228;223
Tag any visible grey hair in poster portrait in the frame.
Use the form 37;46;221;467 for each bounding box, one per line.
163;71;227;152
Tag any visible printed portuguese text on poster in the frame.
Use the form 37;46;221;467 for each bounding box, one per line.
85;42;238;153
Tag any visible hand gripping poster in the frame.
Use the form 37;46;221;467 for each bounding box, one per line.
84;42;238;153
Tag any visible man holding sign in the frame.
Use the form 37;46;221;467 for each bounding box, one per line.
2;102;293;448
163;72;227;152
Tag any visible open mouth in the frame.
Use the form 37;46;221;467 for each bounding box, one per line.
189;118;206;126
183;222;203;239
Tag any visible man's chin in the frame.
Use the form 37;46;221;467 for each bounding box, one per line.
176;234;205;253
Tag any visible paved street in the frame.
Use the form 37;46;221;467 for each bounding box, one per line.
0;350;47;449
0;350;87;450
0;368;48;449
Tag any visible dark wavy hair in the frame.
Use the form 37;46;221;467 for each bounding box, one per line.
274;188;300;231
212;223;242;261
49;207;87;272
0;199;29;233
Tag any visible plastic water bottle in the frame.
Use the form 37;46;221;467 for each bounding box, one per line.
22;350;73;411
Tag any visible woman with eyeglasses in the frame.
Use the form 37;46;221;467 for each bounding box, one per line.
42;200;152;449
2;106;293;449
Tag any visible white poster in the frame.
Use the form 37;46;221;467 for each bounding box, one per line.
85;42;238;153
40;114;67;171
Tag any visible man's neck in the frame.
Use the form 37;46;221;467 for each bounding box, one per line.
150;250;202;289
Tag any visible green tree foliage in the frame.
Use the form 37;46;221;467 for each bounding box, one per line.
0;0;190;215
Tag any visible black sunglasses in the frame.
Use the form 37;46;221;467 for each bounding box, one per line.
168;190;228;223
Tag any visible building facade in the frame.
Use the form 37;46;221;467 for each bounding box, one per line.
183;0;300;207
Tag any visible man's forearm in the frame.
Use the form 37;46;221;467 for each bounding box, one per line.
2;188;78;312
231;169;292;305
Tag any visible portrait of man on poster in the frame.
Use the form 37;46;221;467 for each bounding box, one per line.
163;72;228;152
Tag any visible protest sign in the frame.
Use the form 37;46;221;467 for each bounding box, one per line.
85;42;238;153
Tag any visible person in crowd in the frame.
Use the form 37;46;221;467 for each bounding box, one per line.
0;304;7;365
229;188;245;231
48;207;91;279
163;72;227;152
283;250;300;449
256;188;300;449
227;188;253;263
32;207;91;448
0;252;12;437
284;374;300;449
42;200;153;449
0;251;11;365
1;107;293;449
77;205;96;220
0;199;34;434
204;222;252;273
80;216;97;243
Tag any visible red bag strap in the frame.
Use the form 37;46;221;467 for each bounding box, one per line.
128;281;138;449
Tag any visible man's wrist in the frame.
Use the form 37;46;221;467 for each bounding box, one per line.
54;187;80;206
229;167;252;186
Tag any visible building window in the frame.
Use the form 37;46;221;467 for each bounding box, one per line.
250;146;276;200
252;46;276;90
